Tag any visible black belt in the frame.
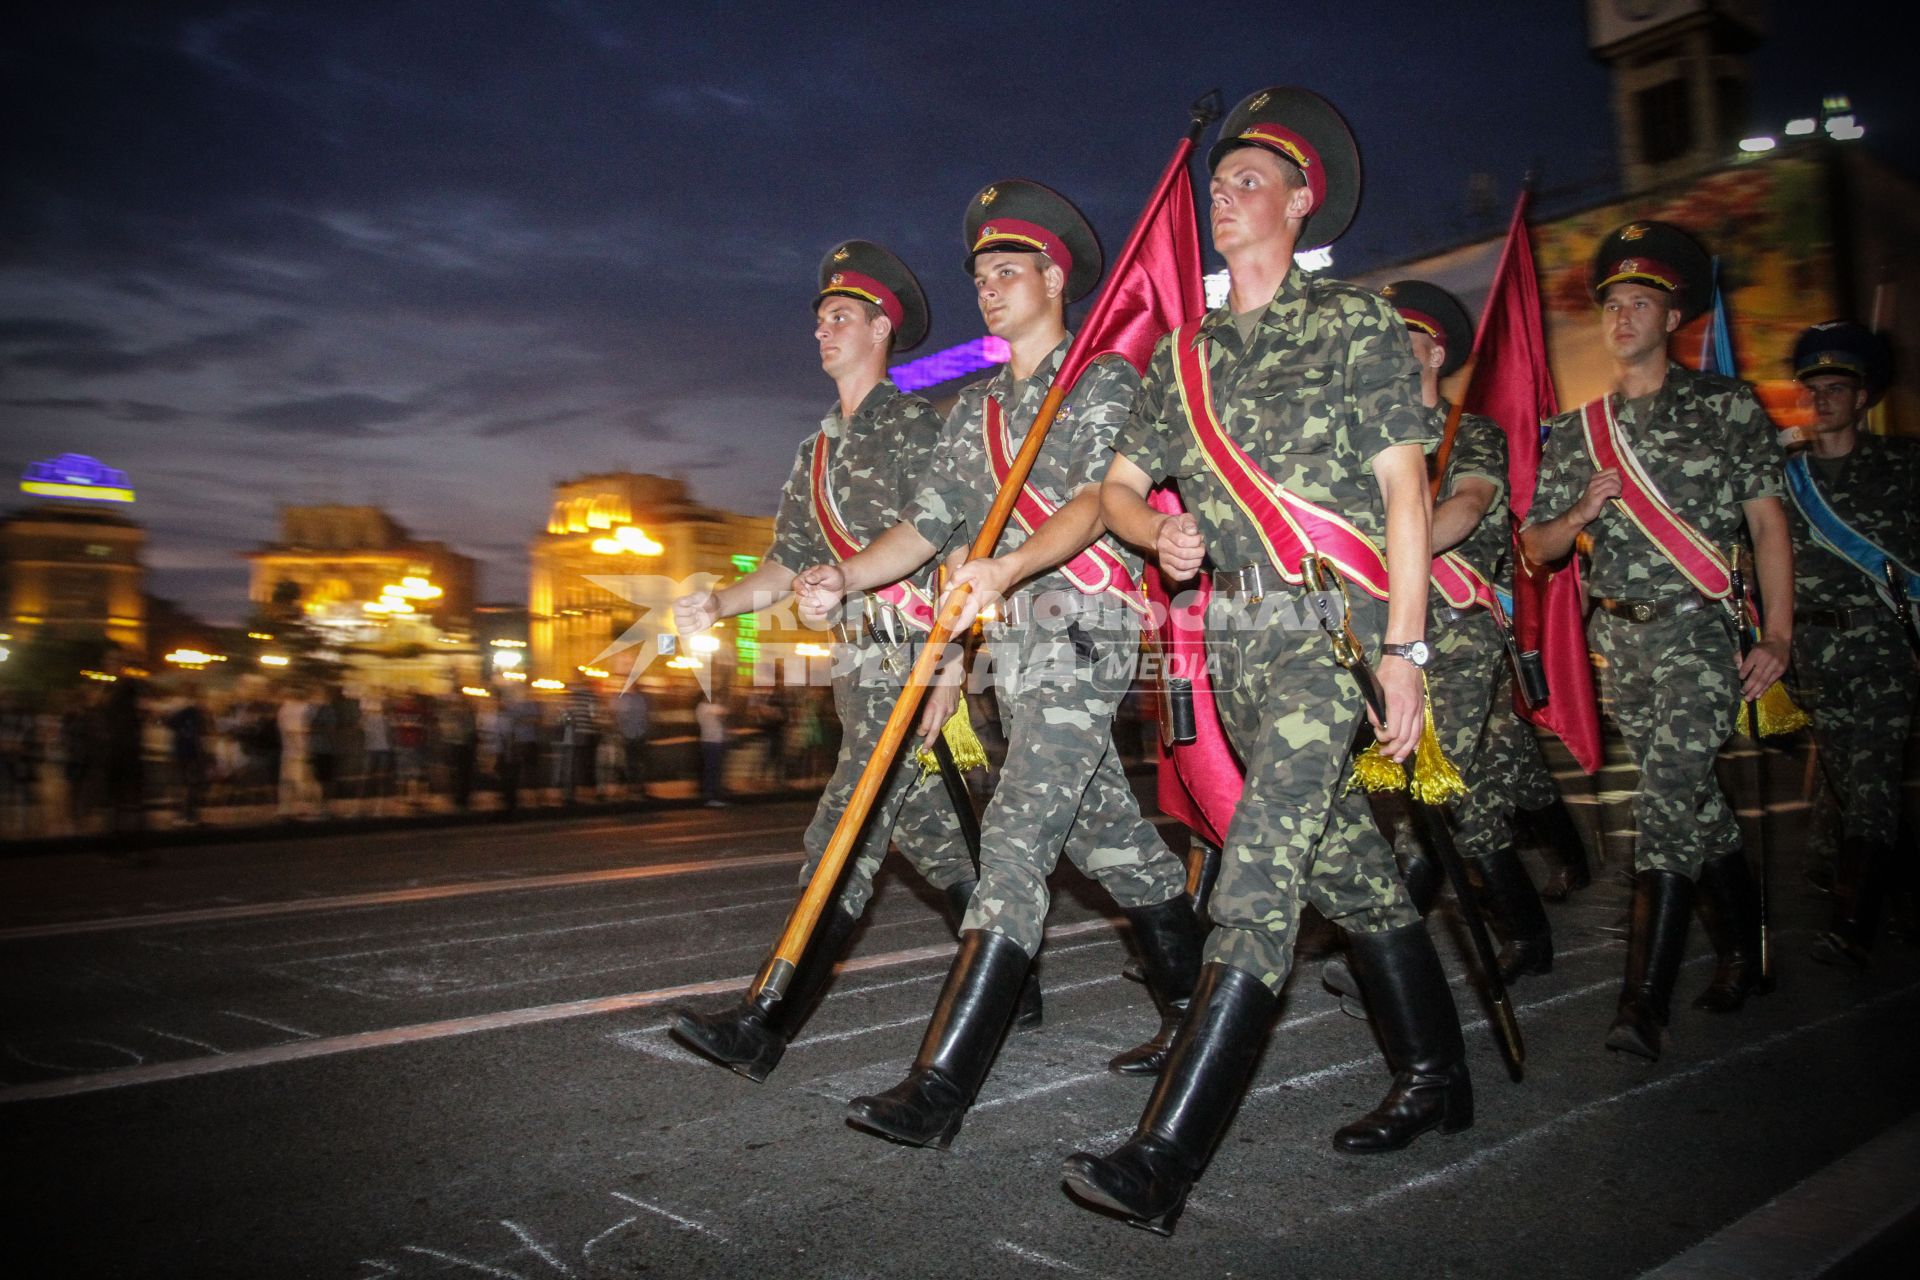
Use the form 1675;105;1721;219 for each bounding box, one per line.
1433;602;1481;625
1804;606;1881;630
1595;594;1708;623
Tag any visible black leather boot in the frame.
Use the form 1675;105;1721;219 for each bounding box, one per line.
1812;839;1893;968
1062;964;1277;1234
1331;922;1473;1153
943;878;1042;1031
1191;840;1223;922
1524;796;1592;901
1693;850;1774;1008
1323;849;1446;1006
1605;870;1694;1060
671;904;860;1082
1109;896;1203;1075
845;929;1029;1148
1475;846;1554;984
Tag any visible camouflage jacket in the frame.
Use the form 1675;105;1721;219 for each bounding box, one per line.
1114;266;1435;574
1530;362;1784;597
902;334;1144;602
1434;403;1512;598
1784;431;1920;611
767;379;944;575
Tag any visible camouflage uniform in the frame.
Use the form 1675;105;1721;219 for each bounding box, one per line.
1783;432;1920;847
1530;363;1785;879
899;336;1186;957
1114;267;1435;991
767;380;974;914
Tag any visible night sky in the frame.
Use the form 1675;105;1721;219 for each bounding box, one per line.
2;1;1909;623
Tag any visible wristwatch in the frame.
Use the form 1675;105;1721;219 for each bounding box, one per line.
1381;640;1431;668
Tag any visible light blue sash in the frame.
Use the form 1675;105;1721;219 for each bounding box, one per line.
1784;452;1920;605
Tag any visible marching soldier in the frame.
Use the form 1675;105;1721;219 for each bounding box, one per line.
1782;321;1918;967
1066;87;1470;1234
1337;280;1560;985
793;181;1198;1149
670;241;1037;1083
1520;221;1792;1060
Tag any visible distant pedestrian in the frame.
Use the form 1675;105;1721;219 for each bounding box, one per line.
163;694;210;825
615;685;651;798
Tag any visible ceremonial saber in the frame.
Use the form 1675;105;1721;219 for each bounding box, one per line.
747;100;1222;1010
1305;558;1526;1081
1729;553;1772;982
930;736;983;870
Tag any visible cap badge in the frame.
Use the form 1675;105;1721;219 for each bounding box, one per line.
1620;258;1639;273
830;272;844;284
1621;224;1647;242
1381;284;1396;298
1249;91;1270;110
979;187;998;207
832;247;850;262
981;224;995;237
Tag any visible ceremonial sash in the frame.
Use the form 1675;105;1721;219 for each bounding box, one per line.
982;395;1147;613
1784;453;1920;605
1430;550;1500;615
808;433;935;631
1579;396;1732;599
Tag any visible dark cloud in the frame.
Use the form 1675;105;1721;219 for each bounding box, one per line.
4;315;304;380
229;392;417;435
4;395;185;423
0;318;116;346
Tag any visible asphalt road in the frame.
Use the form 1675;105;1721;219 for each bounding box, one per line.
2;744;1916;1279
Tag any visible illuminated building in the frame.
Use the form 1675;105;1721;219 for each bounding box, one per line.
529;472;810;684
0;454;147;655
246;505;475;625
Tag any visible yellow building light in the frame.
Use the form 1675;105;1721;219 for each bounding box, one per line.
461;686;492;698
531;678;566;691
164;648;223;667
492;649;523;669
247;631;274;641
591;525;665;557
260;654;291;668
689;633;721;654
80;669;117;682
578;666;611;679
794;643;831;658
500;669;528;682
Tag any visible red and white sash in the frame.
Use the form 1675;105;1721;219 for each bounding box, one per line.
1430;550;1499;614
1578;396;1732;599
808;433;936;631
982;394;1147;613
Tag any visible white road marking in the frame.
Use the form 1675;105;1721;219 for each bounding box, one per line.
0;849;807;941
608;1191;730;1244
218;1010;317;1039
578;1217;637;1259
994;1239;1100;1274
137;1025;226;1054
396;1244;529;1278
0;919;1117;1103
498;1221;573;1277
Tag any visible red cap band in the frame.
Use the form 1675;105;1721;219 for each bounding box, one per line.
819;270;904;329
1234;123;1326;211
1396;307;1445;341
970;217;1072;280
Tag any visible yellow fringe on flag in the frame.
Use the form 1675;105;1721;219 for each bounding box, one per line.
1737;680;1810;739
1344;673;1467;803
915;700;990;776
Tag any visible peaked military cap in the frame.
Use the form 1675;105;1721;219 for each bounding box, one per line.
1382;280;1475;377
1792;319;1891;400
964;179;1103;303
815;239;930;352
1208;86;1361;249
1588;219;1712;322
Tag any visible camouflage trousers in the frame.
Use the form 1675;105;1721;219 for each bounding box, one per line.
1590;607;1742;879
1790;615;1918;847
798;646;975;917
1426;611;1561;864
961;613;1187;957
1206;591;1415;993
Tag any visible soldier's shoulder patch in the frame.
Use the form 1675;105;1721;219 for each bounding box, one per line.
1688;368;1746;399
1306;277;1378;310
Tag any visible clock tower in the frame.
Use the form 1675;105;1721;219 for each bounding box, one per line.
1588;0;1767;190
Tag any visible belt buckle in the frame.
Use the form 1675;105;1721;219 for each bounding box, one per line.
1240;563;1267;604
1629;602;1653;623
831;617;860;647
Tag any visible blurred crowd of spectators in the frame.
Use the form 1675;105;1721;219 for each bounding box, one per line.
0;678;859;840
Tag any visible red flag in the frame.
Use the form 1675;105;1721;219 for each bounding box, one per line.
1057;137;1207;387
1049;126;1235;841
1462;192;1604;773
